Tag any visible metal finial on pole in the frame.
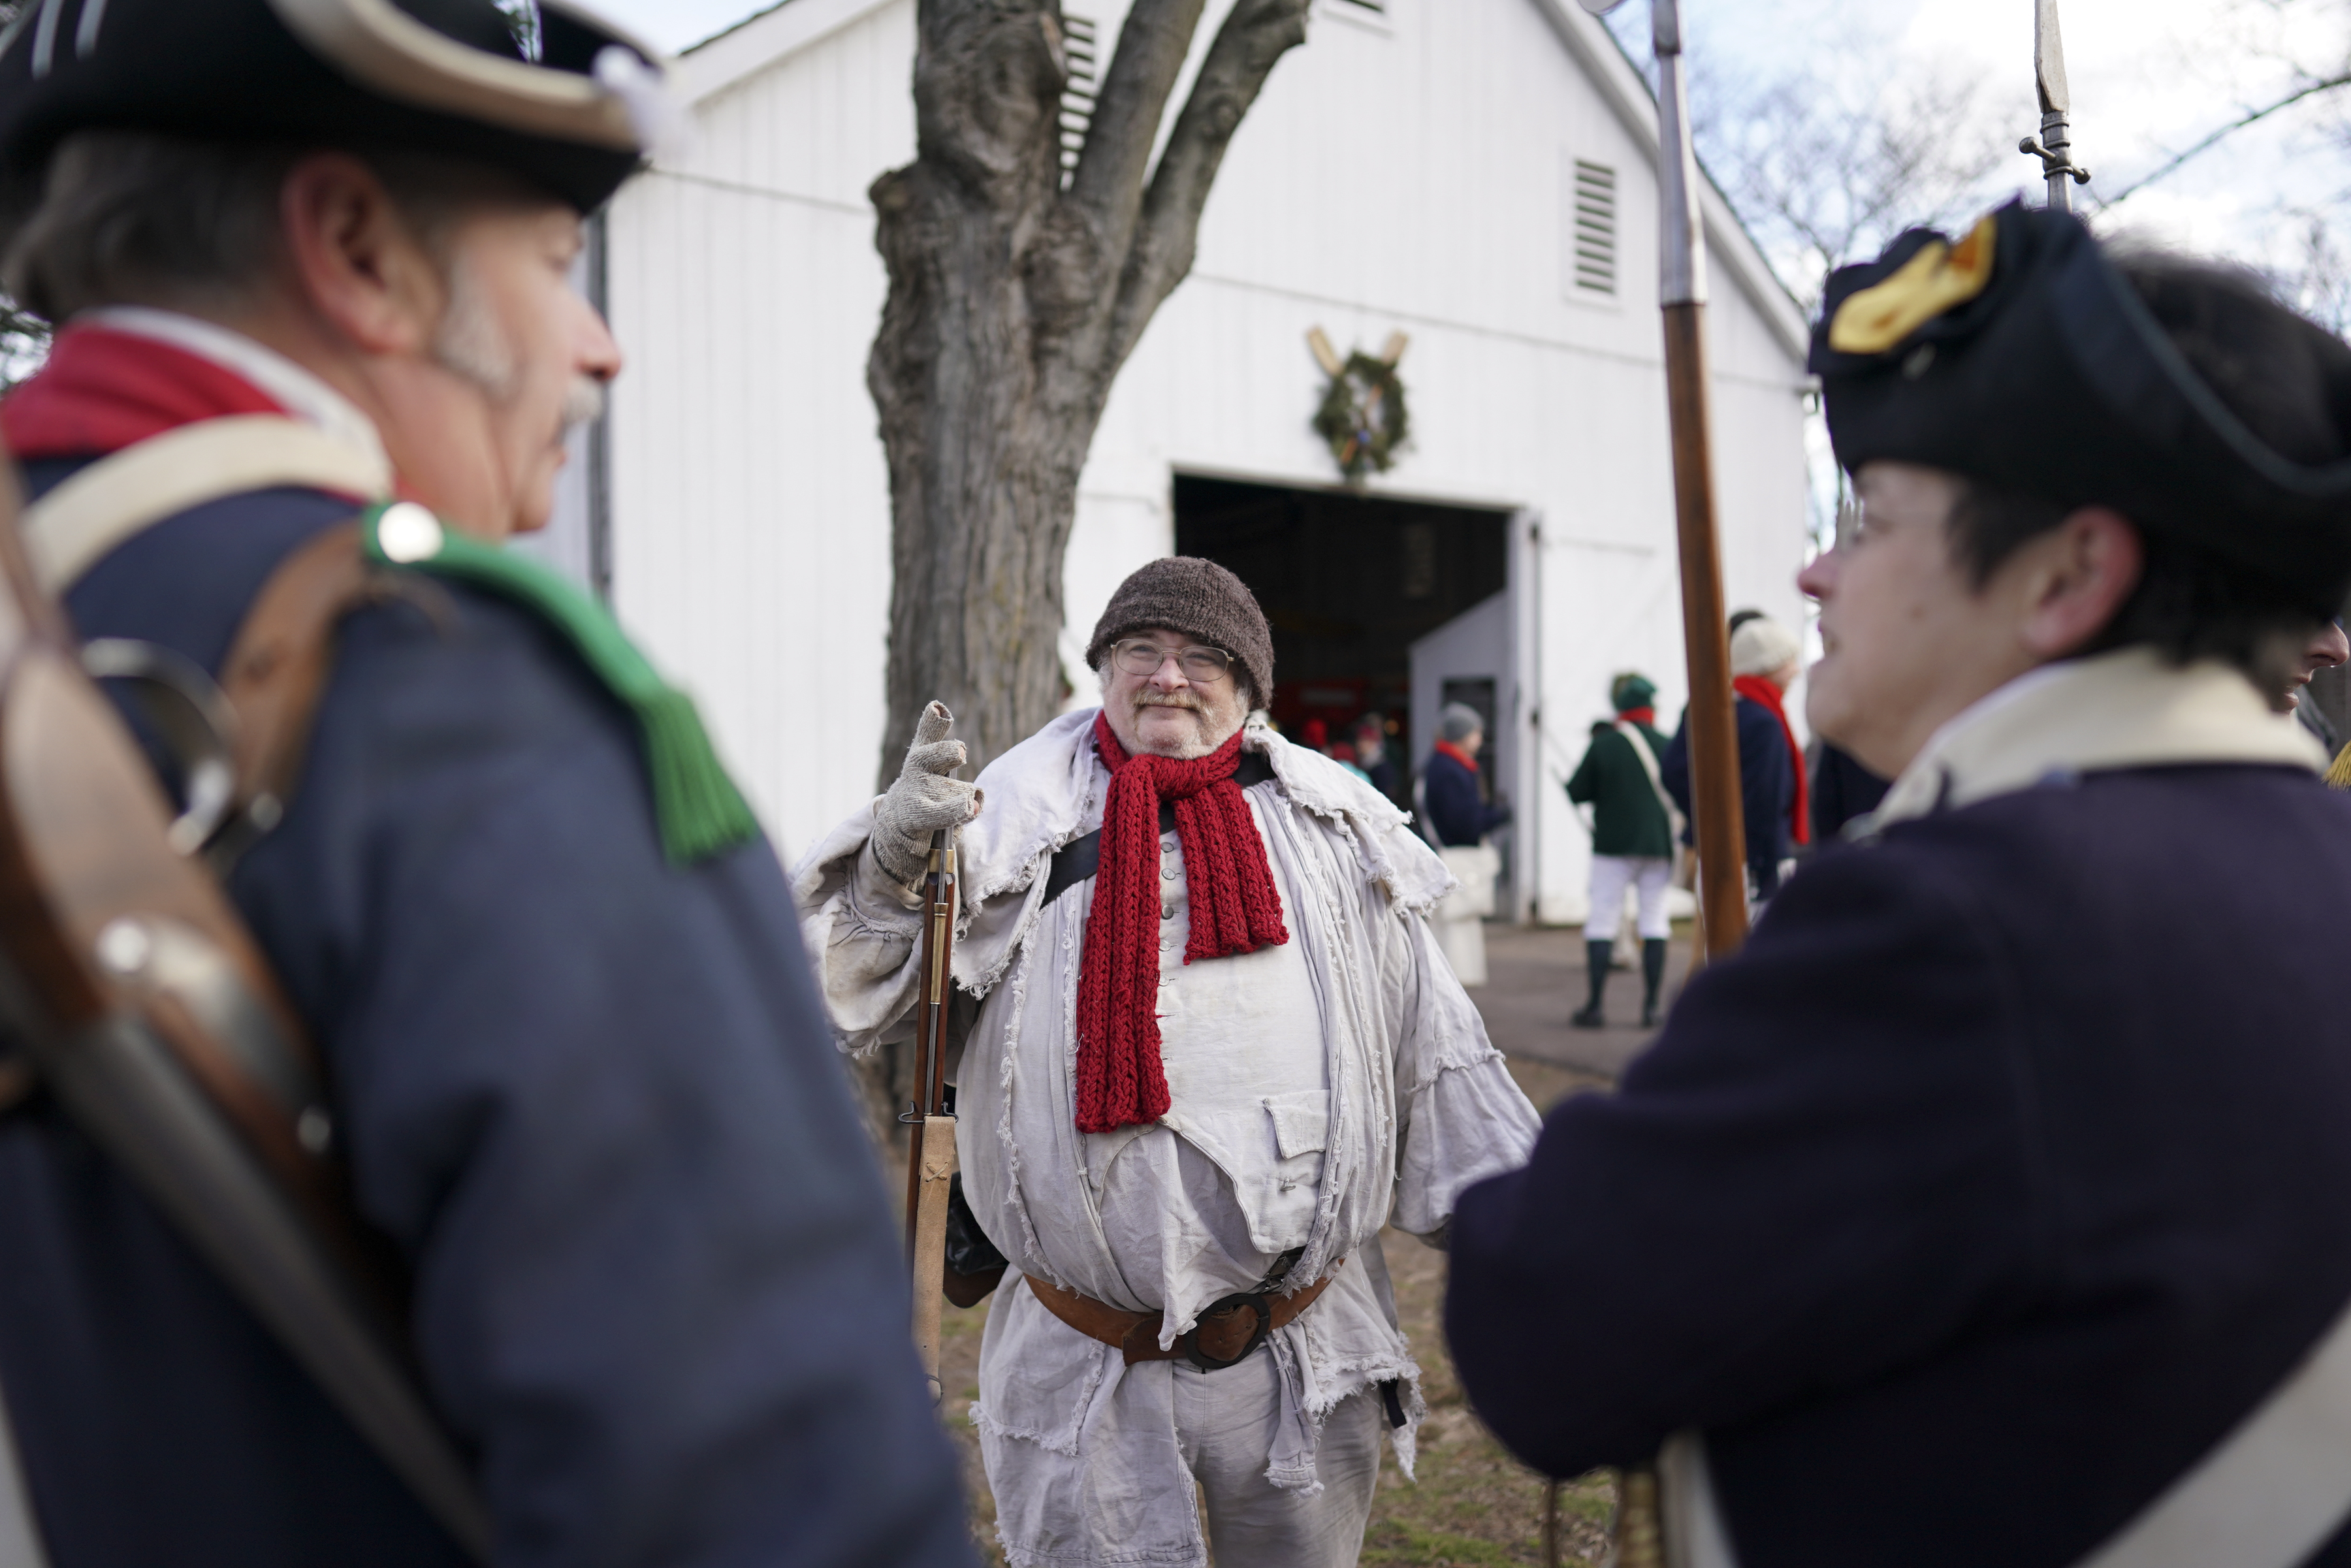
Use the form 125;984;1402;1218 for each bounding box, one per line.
2020;0;2090;208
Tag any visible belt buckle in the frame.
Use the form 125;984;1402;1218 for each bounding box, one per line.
1183;1290;1272;1372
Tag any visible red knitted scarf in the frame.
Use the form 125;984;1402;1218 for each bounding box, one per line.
1074;711;1290;1134
1732;674;1812;847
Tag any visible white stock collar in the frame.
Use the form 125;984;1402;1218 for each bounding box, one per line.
1866;646;2327;832
80;306;389;470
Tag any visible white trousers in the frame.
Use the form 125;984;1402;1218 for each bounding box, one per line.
1172;1354;1383;1568
1586;854;1672;942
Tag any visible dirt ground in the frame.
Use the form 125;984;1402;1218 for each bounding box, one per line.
931;927;1671;1568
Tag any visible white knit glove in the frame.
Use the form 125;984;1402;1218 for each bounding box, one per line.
872;701;982;887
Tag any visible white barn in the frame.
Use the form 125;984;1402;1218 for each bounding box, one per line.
536;0;1814;924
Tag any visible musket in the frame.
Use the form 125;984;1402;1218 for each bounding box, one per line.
2020;0;2092;208
901;822;959;1404
1561;3;1760;1560
1580;0;1750;963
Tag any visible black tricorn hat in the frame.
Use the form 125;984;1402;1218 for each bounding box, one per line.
0;0;667;214
1810;200;2351;617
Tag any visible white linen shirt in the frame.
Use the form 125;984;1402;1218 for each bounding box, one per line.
793;712;1541;1567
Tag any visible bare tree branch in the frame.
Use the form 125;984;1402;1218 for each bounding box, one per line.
1068;0;1208;240
1105;0;1310;372
2101;72;2351;207
1696;63;2008;310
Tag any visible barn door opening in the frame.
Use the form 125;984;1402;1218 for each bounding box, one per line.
1172;472;1514;857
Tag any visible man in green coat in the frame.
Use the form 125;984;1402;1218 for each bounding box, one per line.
1565;674;1678;1026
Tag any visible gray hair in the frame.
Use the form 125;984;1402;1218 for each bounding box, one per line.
1440;703;1483;742
2;129;528;323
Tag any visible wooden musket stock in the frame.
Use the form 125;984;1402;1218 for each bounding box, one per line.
903;825;959;1403
1662;302;1750;959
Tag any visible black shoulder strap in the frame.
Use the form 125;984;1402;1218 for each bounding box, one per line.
1042;748;1276;905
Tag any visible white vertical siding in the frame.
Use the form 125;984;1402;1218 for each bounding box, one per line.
602;0;916;859
592;0;1810;903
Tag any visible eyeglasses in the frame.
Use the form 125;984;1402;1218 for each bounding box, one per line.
1112;638;1233;683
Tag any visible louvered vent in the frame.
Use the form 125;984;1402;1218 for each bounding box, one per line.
1571;159;1618;296
1060;14;1098;184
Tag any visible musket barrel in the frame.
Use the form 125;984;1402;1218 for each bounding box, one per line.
1653;12;1750;957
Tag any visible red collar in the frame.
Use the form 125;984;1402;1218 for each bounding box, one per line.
1434;738;1480;773
1;324;289;459
1616;706;1655;728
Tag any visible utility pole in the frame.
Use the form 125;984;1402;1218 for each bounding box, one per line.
1581;0;1749;960
2020;0;2092;208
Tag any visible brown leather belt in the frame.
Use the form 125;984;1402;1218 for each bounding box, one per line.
1024;1259;1343;1371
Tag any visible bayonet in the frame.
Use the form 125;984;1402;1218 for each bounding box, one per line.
2021;0;2092;209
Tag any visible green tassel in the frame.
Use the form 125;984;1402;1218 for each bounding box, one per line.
362;503;762;866
639;687;759;864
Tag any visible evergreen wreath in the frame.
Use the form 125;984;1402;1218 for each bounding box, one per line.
1313;350;1409;483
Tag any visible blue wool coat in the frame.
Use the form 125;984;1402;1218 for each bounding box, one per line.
1661;695;1795;872
0;469;974;1568
1423;746;1509;847
1445;764;2351;1568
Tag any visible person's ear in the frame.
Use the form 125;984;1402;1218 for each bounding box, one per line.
2013;506;2145;660
278;153;444;357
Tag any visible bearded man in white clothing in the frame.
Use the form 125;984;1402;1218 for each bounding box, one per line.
796;557;1541;1568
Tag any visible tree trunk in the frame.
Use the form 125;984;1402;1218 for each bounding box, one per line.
856;0;1308;1151
868;0;1313;787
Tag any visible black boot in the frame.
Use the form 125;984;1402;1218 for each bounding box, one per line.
1640;938;1668;1027
1571;940;1610;1028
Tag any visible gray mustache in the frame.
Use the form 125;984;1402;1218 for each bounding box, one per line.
561;376;605;430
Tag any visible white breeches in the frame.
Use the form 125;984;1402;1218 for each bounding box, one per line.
1172;1354;1383;1568
980;1339;1385;1568
1586;854;1672;942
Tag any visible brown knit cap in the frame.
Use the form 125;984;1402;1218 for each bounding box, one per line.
1085;557;1274;704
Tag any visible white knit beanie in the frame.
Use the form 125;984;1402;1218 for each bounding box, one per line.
1729;615;1800;678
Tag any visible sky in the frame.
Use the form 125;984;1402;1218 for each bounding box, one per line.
1615;0;2351;292
585;0;2351;297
